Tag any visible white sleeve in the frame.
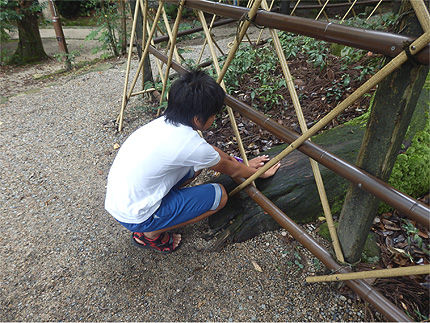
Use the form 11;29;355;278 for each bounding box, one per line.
183;140;220;172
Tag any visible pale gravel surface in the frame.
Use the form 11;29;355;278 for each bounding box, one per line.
1;23;368;321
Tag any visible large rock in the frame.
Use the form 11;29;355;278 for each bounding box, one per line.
209;122;366;243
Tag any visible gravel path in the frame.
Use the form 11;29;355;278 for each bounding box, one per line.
1;23;369;321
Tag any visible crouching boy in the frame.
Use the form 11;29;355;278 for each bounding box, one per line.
105;70;280;253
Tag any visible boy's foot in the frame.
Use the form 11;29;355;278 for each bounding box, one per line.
132;232;181;253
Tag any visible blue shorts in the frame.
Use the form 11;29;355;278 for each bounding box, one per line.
117;170;223;232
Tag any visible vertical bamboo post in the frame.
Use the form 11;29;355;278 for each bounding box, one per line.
261;0;344;262
157;0;185;115
229;31;430;195
197;10;251;171
118;0;141;131
140;0;147;93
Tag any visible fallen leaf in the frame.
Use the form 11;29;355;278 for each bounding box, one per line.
318;216;326;222
251;260;263;272
113;143;120;150
418;230;429;239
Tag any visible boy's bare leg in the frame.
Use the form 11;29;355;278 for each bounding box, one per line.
135;184;228;249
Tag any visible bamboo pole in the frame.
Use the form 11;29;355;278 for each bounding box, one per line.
162;6;181;62
197;10;251;170
290;0;301;16
158;0;185;116
130;88;156;97
196;0;222;65
366;0;383;21
140;0;147;93
126;2;163;100
340;0;358;23
229;31;430;196
315;0;330;21
117;0;141;131
410;0;430;33
316;0;330;22
306;264;430;283
147;20;166;84
261;0;344;263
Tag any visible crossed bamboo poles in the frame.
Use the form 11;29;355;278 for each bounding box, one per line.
117;0;430;283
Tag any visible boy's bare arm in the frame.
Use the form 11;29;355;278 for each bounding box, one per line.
210;146;279;179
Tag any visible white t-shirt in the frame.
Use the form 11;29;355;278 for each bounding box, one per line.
105;117;220;224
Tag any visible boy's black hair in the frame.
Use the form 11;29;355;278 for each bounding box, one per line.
164;70;225;128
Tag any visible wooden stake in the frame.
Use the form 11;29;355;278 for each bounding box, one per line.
261;0;344;263
229;31;430;196
306;264;430;283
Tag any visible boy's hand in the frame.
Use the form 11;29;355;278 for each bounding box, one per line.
249;155;280;178
248;155;269;168
260;162;281;178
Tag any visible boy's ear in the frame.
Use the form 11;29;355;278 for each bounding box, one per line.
192;116;203;129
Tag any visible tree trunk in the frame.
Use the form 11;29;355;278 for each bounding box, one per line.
337;1;429;263
119;0;127;55
11;0;48;65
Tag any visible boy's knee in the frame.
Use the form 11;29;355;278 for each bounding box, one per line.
218;184;228;209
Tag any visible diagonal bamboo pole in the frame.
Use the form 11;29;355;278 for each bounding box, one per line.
217;0;263;84
261;0;344;262
316;0;330;22
197;10;251;170
410;0;430;33
290;0;301;16
315;0;330;21
340;0;358;23
306;264;430;283
117;0;142;129
229;31;430;196
147;21;165;84
158;0;185;115
366;0;383;21
162;6;181;62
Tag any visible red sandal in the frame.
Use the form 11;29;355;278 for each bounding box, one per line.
131;232;180;253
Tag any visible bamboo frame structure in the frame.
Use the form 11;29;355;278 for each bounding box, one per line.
261;0;344;262
340;0;358;23
306;264;430;283
229;31;430;196
145;39;428;322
